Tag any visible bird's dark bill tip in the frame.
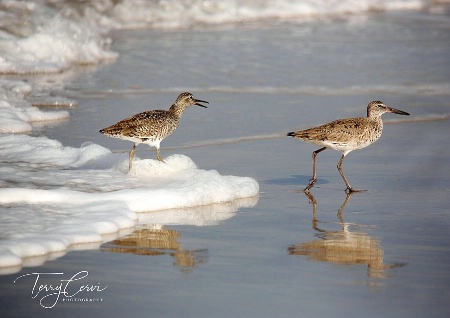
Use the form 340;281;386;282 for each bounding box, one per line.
194;99;209;108
389;107;410;116
393;109;410;116
287;132;296;137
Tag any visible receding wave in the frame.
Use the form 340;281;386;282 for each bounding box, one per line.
79;83;450;97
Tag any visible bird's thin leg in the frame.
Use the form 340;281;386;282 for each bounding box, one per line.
337;154;366;193
304;147;327;191
129;144;137;171
156;147;165;163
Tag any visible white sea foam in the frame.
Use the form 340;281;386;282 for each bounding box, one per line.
0;135;259;272
0;80;69;133
0;0;117;75
109;0;426;29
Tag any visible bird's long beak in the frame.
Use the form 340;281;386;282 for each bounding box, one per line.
194;99;209;108
386;106;409;116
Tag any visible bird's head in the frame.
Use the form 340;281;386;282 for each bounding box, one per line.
367;101;409;117
176;92;209;108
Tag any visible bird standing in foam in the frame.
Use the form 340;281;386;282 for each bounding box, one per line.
100;92;208;171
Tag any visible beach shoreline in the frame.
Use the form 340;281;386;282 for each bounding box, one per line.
1;3;450;317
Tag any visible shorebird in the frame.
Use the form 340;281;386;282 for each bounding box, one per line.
99;92;208;170
287;101;409;192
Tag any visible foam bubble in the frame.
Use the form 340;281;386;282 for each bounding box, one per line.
0;134;259;272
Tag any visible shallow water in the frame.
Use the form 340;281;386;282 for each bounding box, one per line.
1;5;450;318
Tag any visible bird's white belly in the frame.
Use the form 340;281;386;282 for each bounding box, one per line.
118;135;161;148
320;139;374;153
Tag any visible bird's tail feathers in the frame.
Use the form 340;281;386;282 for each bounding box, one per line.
287;131;311;140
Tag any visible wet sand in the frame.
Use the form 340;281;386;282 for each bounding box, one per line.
2;118;450;318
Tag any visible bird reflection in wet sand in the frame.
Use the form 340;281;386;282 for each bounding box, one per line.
289;191;405;278
102;225;207;272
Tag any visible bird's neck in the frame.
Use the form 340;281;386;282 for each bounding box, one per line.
169;104;186;117
368;114;383;128
367;110;383;120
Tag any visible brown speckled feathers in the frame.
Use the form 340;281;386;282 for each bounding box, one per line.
99;92;208;170
287;101;409;192
290;116;383;151
100;110;180;142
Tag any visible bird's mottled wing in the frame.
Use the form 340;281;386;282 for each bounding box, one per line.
294;117;380;147
101;110;167;137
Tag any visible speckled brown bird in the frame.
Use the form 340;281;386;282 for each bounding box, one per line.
287;101;409;192
99;92;208;170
